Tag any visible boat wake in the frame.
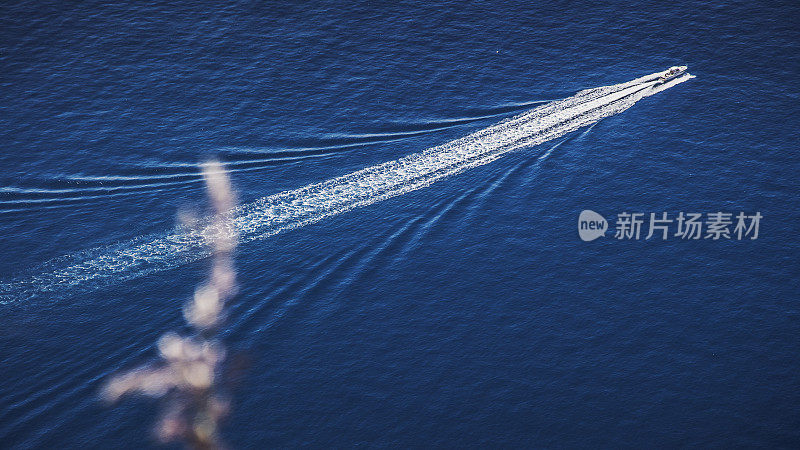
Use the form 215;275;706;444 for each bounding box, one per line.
0;68;693;303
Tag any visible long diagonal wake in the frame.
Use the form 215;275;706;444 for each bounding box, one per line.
1;68;693;303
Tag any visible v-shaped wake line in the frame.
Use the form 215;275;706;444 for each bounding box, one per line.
0;68;693;303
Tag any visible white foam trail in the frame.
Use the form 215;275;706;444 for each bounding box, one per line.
0;68;692;302
650;73;695;94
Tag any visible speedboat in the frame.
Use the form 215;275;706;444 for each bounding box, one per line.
659;66;687;82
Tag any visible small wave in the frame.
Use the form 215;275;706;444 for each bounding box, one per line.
0;102;542;211
239;193;463;336
0;115;486;211
0;152;347;212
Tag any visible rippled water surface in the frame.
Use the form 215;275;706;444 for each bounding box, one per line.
1;1;799;447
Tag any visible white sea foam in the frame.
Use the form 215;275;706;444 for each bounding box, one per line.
0;68;692;302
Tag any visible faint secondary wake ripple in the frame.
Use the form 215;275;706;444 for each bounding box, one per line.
0;69;693;303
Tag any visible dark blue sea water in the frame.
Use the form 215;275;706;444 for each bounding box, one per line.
2;1;799;447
